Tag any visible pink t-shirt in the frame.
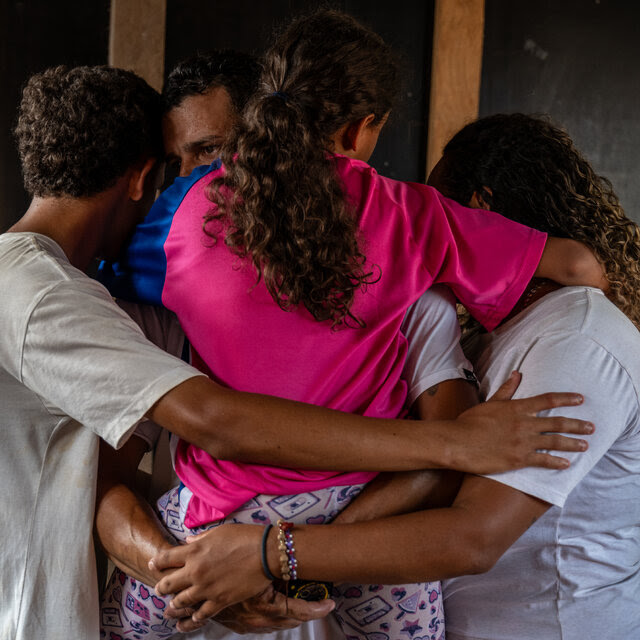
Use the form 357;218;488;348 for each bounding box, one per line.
161;155;546;526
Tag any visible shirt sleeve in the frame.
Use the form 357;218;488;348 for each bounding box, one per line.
483;333;637;506
401;285;475;406
116;301;190;450
403;184;547;331
21;278;204;449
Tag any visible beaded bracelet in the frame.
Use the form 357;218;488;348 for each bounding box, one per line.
276;519;298;581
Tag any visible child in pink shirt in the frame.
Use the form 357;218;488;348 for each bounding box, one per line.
100;10;604;640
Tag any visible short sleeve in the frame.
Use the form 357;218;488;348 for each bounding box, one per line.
484;333;637;506
116;301;190;450
404;185;547;331
402;286;475;406
21;278;203;449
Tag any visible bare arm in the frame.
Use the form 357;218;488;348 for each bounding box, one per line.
535;237;608;290
95;434;336;633
333;378;477;524
151;475;549;620
148;376;591;475
95;436;174;585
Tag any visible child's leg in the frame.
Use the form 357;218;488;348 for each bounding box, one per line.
332;581;444;640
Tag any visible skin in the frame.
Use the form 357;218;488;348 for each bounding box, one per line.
10;160;156;269
150;375;552;625
162;86;236;178
427;158;609;293
147;126;609;626
96;376;475;632
96;115;604;630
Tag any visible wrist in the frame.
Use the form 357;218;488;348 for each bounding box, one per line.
265;521;299;581
417;419;455;470
266;524;281;580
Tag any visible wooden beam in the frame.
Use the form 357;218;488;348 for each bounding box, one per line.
426;0;485;178
109;0;167;91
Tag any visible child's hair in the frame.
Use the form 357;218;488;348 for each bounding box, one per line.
209;9;399;328
15;65;161;198
433;113;640;328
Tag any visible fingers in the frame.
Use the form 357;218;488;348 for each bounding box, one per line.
185;532;208;543
213;597;335;633
154;569;193;597
171;586;204;610
536;416;594;436
164;604;196;619
522;429;592;470
527;451;571;470
215;613;300;634
538;431;589;452
149;545;189;573
176;615;207;633
192;600;226;624
488;370;521;402
284;597;336;621
508;392;585;415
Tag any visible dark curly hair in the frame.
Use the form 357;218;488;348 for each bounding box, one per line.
430;113;640;328
208;10;399;328
15;65;162;198
163;50;261;114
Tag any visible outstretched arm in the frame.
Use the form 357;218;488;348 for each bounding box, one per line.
151;475;549;622
148;376;591;476
333;377;477;524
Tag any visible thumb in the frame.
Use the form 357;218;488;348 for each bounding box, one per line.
185;531;209;544
287;597;336;621
487;370;521;402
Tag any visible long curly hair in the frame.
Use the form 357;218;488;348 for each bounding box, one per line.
207;10;398;328
15;65;161;198
431;113;640;328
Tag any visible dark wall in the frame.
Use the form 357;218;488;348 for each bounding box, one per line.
165;0;433;182
481;0;640;222
0;0;111;230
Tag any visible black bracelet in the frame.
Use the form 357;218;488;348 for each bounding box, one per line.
261;524;278;581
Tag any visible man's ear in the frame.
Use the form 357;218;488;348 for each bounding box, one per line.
341;113;376;153
469;187;493;210
128;158;157;202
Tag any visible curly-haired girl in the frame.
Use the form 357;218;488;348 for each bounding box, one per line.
429;112;640;329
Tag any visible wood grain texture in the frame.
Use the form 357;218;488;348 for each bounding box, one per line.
427;0;485;178
109;0;167;91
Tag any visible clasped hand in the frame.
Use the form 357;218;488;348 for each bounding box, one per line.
149;526;333;633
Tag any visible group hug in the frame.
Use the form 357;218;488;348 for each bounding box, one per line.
1;9;638;640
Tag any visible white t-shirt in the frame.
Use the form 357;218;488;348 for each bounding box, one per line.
444;287;640;640
177;286;472;640
0;233;202;640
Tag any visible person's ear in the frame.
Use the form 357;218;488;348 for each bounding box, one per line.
341;113;376;153
469;187;493;210
128;158;157;202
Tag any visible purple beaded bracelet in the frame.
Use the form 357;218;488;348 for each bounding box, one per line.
276;519;298;581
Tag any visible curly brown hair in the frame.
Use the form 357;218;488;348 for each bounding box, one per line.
15;65;162;198
430;113;640;328
208;10;399;328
